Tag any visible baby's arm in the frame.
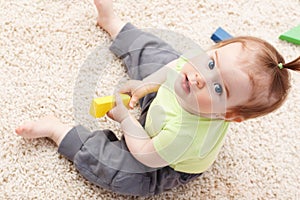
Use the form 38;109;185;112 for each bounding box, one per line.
120;59;178;108
121;114;168;168
107;94;168;168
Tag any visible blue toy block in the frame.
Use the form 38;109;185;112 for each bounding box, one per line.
211;27;233;43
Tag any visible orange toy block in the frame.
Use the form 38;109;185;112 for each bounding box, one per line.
89;94;131;118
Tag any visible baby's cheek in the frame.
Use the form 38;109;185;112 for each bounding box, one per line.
196;92;213;113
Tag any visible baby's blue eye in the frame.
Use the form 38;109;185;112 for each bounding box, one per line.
208;60;215;69
214;83;223;95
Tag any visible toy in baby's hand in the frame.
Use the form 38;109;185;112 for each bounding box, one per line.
90;94;131;118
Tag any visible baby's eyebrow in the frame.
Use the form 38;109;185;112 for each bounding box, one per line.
215;51;230;99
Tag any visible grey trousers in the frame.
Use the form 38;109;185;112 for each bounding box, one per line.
58;23;202;197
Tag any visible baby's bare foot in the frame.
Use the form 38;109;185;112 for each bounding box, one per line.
15;116;72;146
16;116;58;138
94;0;125;38
94;0;114;28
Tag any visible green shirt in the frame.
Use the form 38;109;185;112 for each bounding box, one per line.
145;57;229;173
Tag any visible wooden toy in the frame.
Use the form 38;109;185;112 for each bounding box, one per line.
211;27;233;43
279;25;300;45
90;94;131;118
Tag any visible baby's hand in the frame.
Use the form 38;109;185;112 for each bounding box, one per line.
120;80;159;108
119;80;145;108
107;93;129;123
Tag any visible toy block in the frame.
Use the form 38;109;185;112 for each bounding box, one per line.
90;94;131;118
211;27;233;43
279;25;300;45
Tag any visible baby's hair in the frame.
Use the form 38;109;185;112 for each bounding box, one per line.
214;36;300;120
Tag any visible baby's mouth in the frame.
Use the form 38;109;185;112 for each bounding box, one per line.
182;74;190;94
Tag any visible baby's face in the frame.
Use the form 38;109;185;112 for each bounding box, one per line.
174;43;252;119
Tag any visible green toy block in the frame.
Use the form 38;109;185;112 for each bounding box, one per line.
279;25;300;45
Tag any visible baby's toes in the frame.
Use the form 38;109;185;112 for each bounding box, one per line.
15;123;33;137
15;127;23;135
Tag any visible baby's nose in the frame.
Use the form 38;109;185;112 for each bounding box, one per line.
190;73;205;89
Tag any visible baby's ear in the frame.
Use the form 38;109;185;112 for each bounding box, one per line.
224;112;244;122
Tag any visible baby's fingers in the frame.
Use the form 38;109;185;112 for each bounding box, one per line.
109;93;129;123
129;96;138;109
114;93;123;106
119;86;131;96
119;80;136;94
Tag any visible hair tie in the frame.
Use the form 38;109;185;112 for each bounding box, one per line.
278;63;284;70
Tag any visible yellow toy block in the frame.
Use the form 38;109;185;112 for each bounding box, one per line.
89;94;131;118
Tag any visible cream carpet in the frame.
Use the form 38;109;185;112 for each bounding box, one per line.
1;0;300;199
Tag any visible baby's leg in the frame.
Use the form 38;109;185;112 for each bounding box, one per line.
15;116;72;146
95;0;179;80
94;0;126;39
109;23;180;125
95;0;179;125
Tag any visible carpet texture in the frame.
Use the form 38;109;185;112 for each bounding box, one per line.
0;0;299;199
